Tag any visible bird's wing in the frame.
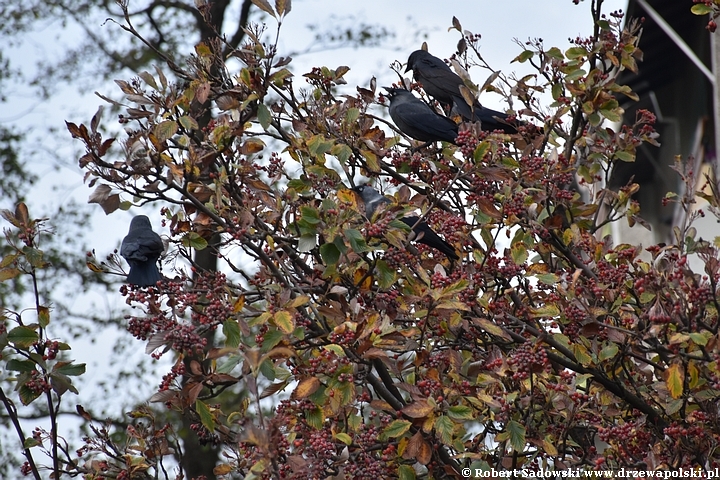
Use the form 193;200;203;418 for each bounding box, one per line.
392;102;457;142
121;230;164;261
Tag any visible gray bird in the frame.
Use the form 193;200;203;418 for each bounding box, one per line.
405;49;516;133
353;185;459;261
384;87;458;144
120;215;164;287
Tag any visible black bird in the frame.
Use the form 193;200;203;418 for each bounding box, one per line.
405;49;516;133
384;87;458;144
353;185;459;261
121;215;164;287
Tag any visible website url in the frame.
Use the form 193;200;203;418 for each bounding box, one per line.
461;468;719;478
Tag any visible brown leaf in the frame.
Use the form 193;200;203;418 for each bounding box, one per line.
404;431;432;465
292;376;320;399
402;400;434;419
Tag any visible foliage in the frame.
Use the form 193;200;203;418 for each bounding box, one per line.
4;0;720;479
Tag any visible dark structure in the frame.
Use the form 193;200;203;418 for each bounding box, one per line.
613;0;715;242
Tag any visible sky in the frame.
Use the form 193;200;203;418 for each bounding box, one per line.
0;0;629;453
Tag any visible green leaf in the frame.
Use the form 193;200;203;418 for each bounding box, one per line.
689;331;711;346
6;359;37;372
319;242;341;266
512;50;534;63
473;141;490;163
345;228;368;253
334;432;353;445
565;47;587;60
447;405;474;422
8;326;38;348
18;385;41;406
598;343;619;361
195;399;216;432
257;103;271;130
261;329;284;351
375;259;396;289
510;242;528;265
178;115;199;131
53;361;86;377
223;319;241;348
691;4;713;15
398;464;416;480
23;437;42;449
300;206;321;224
305;406;323;429
23;247;45;268
383;419;412;438
614;150;635;162
434;415;454;445
182;232;208;251
506;419;526;452
154;120;178;142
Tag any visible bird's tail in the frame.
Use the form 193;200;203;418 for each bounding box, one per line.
127;263;163;287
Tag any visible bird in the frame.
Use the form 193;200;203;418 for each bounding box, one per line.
405;49;517;133
353;185;459;261
383;87;459;144
120;215;164;287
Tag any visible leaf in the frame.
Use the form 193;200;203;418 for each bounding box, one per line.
666;363;684;399
195;399;216;432
154;120;178;142
178;115;199;131
88;184;112;205
334;432;352;445
8;326;38;348
447;405;474;422
319;242;341;266
375;259;396;289
6;359;36;372
53;361;86;377
403;400;434;419
398;464;417;480
0;268;21;282
512;50;534;63
273;310;295;334
473;317;511;340
598;343;619;361
251;0;277;18
529;304;560;318
257;103;271;130
506;420;526;452
434;415;454;445
383;419;412;438
223;319;241;348
293;377;320;399
182;232;208;251
691;4;713;15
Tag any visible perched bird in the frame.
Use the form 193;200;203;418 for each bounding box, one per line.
383;87;458;144
353;185;459;260
405;49;516;133
120;215;164;287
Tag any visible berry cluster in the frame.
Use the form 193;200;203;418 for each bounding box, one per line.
190;422;219;446
507;343;550;380
25;370;51;394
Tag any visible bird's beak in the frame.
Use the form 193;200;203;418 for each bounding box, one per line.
404;63;411;73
